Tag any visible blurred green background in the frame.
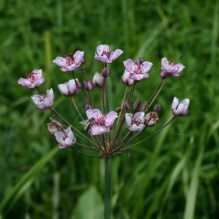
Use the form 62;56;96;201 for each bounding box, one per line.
0;0;219;218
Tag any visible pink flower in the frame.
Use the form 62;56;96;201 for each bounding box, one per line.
54;127;76;149
160;57;185;78
95;44;123;64
48;120;76;148
17;69;44;89
31;88;54;110
92;72;105;87
145;112;159;126
125;112;145;132
122;59;153;85
58;78;81;96
171;97;190;116
86;109;118;135
53;50;84;72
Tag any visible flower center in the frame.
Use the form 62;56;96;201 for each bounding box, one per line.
132;118;142;126
65;56;75;66
101;49;111;58
95;116;105;125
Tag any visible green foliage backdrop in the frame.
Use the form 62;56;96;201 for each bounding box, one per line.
0;0;219;218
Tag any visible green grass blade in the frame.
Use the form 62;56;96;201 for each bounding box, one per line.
0;148;58;214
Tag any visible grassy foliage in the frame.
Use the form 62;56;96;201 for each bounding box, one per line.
0;0;219;218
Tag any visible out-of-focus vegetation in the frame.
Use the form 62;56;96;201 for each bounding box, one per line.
0;0;219;218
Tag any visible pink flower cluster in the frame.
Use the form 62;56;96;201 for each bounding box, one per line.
18;43;190;157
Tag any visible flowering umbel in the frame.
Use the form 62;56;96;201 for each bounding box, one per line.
18;43;190;219
18;43;190;157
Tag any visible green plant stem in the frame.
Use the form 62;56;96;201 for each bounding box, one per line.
147;79;166;110
104;157;112;219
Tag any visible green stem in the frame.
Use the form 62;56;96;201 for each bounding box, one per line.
104;157;112;219
147;80;166;110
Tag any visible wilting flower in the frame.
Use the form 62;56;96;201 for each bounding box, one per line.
95;44;123;64
31;88;54;110
48;119;63;134
171;97;190;116
58;79;81;96
160;57;185;78
86;108;118;135
122;59;153;85
83;80;95;91
145;112;159;126
93;72;105;87
53;50;84;72
125;112;145;132
17;69;44;89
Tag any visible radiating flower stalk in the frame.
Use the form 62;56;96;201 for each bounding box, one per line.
18;44;190;219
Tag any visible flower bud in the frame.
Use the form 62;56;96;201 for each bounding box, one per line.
145;112;159;126
171;97;190;116
58;78;81;96
153;104;161;113
134;101;143;112
101;67;110;77
93;72;105;87
83;80;95;91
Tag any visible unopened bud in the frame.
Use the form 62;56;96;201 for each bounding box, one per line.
134;101;143;112
93;72;105;87
85;104;92;111
83;80;95;91
101;67;110;77
153;104;161;113
145;112;159;126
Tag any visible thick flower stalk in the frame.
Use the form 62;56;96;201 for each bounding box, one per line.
18;44;190;219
